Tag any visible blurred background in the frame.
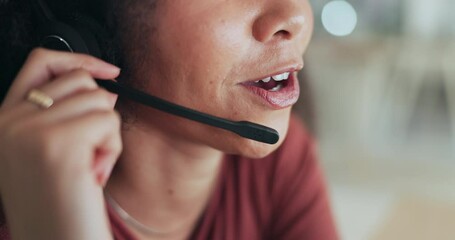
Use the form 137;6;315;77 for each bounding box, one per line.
301;0;455;239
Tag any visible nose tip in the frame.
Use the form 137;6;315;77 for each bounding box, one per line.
252;1;311;43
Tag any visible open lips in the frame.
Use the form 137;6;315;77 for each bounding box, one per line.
248;72;290;91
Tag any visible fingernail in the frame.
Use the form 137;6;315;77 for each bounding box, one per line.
109;93;118;106
102;62;121;74
102;164;114;186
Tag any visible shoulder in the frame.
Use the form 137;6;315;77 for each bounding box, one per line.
262;115;338;239
0;207;10;240
238;114;338;239
230;114;320;214
234;114;317;196
266;114;320;203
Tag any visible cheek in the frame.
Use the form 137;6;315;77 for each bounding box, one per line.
147;14;250;110
131;1;299;155
155;2;250;77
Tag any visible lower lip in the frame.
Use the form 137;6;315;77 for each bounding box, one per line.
241;73;300;109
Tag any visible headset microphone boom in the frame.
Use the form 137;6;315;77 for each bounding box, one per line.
31;0;280;144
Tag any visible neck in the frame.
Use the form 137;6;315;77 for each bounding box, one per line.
105;119;223;238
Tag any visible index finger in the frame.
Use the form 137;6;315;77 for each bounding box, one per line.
2;48;120;107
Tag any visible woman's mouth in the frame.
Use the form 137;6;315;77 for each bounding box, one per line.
250;72;290;91
241;71;300;109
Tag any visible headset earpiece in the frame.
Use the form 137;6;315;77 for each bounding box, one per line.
38;19;93;54
33;0;114;64
30;0;279;144
62;13;114;62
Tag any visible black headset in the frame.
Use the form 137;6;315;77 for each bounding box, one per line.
30;0;280;145
32;0;113;63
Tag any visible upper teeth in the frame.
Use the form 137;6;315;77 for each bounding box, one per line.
261;77;272;83
272;72;290;81
257;72;290;83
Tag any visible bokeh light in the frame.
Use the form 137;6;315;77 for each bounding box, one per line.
321;0;358;37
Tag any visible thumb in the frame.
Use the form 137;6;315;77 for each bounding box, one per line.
93;148;119;186
91;116;122;186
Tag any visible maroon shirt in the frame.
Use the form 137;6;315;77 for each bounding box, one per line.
0;116;338;239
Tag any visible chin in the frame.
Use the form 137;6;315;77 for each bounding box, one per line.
210;114;291;159
233;139;284;159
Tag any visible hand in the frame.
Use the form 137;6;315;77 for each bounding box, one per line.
0;48;122;240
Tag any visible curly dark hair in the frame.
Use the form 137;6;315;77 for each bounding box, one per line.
0;1;315;132
0;0;110;101
0;0;152;102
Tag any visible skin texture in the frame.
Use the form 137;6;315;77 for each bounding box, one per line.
0;49;121;239
0;0;313;239
119;0;313;158
107;0;314;239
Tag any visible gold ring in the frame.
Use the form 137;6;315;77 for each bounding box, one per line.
26;89;54;109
